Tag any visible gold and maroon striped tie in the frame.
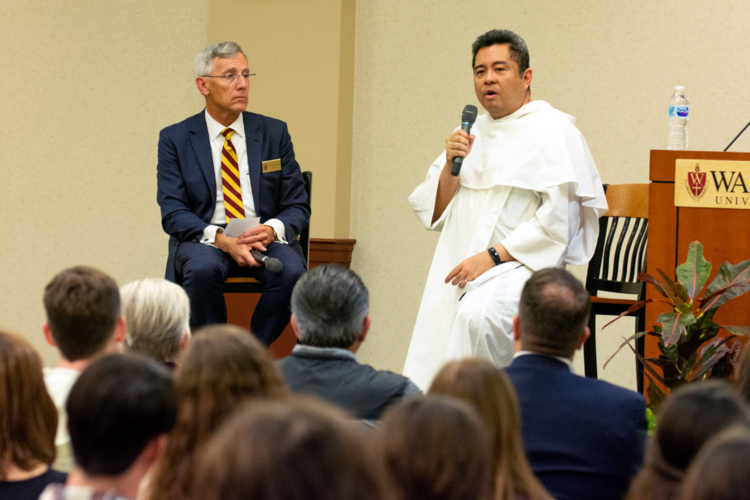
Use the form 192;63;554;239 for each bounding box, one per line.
221;128;245;222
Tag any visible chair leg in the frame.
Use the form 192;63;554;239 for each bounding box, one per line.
635;310;646;394
584;313;598;378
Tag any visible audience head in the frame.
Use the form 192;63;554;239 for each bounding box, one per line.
472;29;530;75
515;267;591;358
626;380;750;500
429;358;552;500
146;324;287;500
0;330;57;479
43;266;124;362
120;278;190;365
193;396;385;500
680;427;750;500
377;395;494;500
291;264;370;349
194;41;245;78
66;353;176;477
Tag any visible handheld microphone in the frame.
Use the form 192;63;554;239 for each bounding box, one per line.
451;104;479;176
250;249;284;273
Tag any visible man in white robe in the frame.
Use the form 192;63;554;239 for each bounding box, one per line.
403;29;608;390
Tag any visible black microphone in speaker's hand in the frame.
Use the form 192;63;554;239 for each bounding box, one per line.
451;104;479;176
250;249;284;273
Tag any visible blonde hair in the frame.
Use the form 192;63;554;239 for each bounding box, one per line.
429;358;554;500
146;325;287;500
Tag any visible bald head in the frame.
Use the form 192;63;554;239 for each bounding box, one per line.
517;268;590;358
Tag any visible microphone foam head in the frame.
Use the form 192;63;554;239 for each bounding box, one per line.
462;105;478;124
266;258;284;273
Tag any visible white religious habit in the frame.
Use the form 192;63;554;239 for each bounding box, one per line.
403;100;608;390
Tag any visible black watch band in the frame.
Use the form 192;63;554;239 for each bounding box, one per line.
488;247;503;266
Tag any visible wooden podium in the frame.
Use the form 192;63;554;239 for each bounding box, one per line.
646;150;750;363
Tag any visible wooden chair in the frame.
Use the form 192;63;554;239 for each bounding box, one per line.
583;184;649;393
223;170;312;293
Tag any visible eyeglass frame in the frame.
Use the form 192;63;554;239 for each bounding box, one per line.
201;71;256;84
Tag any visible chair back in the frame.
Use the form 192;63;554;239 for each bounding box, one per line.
585;184;649;296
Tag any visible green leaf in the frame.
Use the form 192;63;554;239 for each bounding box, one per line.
659;311;697;346
704;259;750;310
676;241;711;300
723;325;750;336
657;269;690;304
644;372;667;415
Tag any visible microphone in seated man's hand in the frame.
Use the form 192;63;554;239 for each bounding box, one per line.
451;104;479;176
250;249;284;273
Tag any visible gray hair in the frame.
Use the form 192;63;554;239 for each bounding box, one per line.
120;278;190;363
193;41;246;77
291;265;369;348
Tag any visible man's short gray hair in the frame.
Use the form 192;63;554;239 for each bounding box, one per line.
193;41;245;78
120;278;190;363
291;265;369;348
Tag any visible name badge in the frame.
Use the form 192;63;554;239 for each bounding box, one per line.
262;159;281;173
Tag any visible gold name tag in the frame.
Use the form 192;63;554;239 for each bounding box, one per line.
262;159;281;173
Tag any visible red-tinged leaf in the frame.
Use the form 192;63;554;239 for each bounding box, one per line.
659;311;696;346
645;373;667;414
657;269;690;304
692;345;729;380
722;325;750;336
712;341;742;379
676;241;711;300
603;331;649;370
601;299;653;330
627;343;668;386
704;259;750;310
639;272;676;301
699;283;748;312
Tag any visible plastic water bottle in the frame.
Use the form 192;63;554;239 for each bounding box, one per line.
668;86;689;150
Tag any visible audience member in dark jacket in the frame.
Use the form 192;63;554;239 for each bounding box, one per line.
505;268;647;500
278;264;420;420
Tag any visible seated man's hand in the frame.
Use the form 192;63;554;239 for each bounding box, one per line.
214;232;260;267
238;224;275;251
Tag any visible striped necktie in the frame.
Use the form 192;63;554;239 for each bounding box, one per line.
221;128;245;222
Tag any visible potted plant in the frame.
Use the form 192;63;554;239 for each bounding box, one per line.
604;241;750;418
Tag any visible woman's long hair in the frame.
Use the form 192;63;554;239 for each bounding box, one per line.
145;325;287;500
429;358;554;500
625;380;750;500
0;330;58;479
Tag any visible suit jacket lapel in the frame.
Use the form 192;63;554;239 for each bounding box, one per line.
244;112;262;215
189;111;216;198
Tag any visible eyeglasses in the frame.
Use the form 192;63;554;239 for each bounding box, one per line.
202;72;256;84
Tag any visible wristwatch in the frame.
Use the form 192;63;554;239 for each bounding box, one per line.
488;247;503;266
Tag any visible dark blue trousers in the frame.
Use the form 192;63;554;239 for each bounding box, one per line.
174;241;306;346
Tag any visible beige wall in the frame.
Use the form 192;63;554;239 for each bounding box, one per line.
207;0;355;239
1;0;210;365
351;0;750;389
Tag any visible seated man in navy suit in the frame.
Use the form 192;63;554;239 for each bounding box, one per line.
157;41;309;346
278;264;421;421
505;268;647;500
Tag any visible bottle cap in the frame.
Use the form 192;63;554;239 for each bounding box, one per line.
675;85;685;90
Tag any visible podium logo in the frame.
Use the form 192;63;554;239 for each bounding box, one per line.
685;163;707;201
675;159;750;210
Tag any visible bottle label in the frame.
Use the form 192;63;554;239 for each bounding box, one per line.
669;105;689;118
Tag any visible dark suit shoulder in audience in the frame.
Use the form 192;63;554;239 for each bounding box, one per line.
279;345;421;420
506;354;647;500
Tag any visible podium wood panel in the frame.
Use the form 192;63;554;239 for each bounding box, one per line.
646;150;750;368
225;238;357;360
